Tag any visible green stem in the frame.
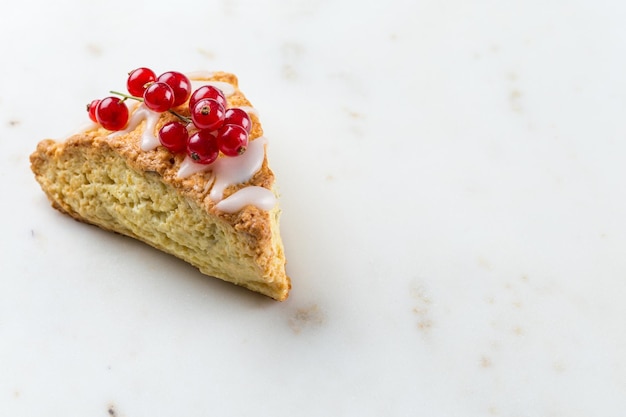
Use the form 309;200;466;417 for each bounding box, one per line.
110;90;141;102
109;90;192;124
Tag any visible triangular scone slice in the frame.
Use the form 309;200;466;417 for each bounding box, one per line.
30;71;290;301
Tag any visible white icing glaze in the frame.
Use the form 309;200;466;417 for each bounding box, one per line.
237;106;259;118
214;186;276;213
108;103;160;151
186;70;215;80
190;80;236;97
125;99;140;113
209;137;267;202
96;72;271;213
177;136;266;182
177;155;210;178
177;137;268;199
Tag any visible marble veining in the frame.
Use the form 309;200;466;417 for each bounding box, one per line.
3;0;626;416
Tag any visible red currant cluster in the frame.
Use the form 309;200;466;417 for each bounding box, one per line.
87;67;252;165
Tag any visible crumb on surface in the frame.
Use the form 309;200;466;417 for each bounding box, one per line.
281;42;305;80
197;48;215;59
288;304;325;333
86;43;103;56
410;282;433;333
416;318;433;331
510;89;523;112
343;107;364;119
480;355;492;368
553;361;566;373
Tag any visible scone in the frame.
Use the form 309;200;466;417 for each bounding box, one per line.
30;69;290;301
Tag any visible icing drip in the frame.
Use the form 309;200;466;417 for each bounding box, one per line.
214;186;276;213
237;106;259;118
178;137;276;211
139;108;161;151
190;80;236;97
177;136;268;200
185;70;215;79
208;137;267;202
108;103;161;151
97;73;272;213
177;155;210;178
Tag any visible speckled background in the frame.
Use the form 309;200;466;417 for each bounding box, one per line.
1;0;625;415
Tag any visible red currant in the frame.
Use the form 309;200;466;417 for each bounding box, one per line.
189;85;226;110
143;82;174;112
223;108;252;133
187;130;219;164
86;99;100;123
217;124;249;156
95;97;129;131
191;98;225;131
157;71;191;107
127;67;156;97
158;121;189;153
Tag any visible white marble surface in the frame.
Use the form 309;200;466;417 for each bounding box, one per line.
1;0;625;415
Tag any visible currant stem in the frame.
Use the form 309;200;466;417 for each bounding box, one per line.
109;90;191;124
169;110;191;124
110;90;141;102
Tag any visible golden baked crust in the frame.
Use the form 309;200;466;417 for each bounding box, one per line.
30;71;290;300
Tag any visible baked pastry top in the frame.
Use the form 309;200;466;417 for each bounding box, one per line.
30;71;290;301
